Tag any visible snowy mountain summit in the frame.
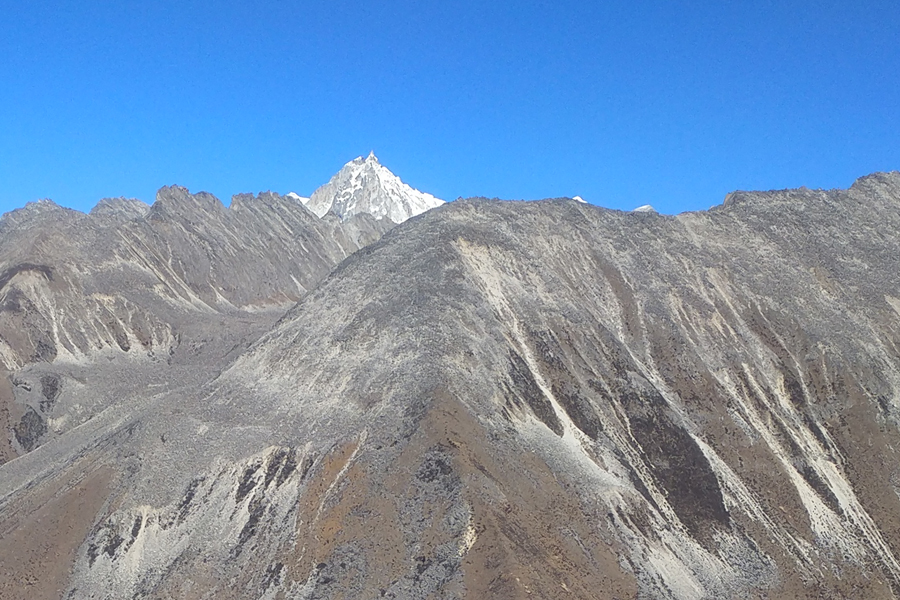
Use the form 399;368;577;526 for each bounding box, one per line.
303;152;444;223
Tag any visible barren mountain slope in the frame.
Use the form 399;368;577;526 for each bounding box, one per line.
0;187;391;461
3;173;900;599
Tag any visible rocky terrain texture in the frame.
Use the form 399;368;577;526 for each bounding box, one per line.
2;168;900;599
0;183;391;463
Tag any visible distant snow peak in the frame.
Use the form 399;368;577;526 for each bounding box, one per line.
572;195;586;204
285;192;309;205
633;204;657;213
305;153;444;223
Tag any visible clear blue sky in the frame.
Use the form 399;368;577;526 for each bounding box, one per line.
2;0;898;214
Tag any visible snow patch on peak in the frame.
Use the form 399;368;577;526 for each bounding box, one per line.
572;195;586;204
285;192;309;205
305;154;444;223
633;204;657;213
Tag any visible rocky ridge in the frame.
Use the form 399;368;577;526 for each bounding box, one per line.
0;179;393;463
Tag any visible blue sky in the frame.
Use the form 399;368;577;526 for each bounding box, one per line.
1;0;898;215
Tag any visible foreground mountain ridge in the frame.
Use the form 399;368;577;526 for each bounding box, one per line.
1;169;900;599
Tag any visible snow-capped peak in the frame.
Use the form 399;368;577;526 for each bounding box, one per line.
572;195;586;203
285;192;310;205
304;153;444;223
633;204;657;213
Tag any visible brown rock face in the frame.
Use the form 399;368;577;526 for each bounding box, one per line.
0;462;113;599
2;172;900;599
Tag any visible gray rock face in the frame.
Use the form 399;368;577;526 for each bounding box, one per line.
89;197;151;221
3;171;900;599
0;185;391;460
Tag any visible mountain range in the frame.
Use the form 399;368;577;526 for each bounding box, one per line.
2;157;900;599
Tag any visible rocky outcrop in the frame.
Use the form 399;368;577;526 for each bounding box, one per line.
89;197;151;222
